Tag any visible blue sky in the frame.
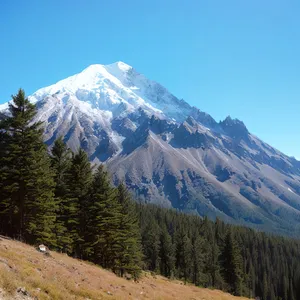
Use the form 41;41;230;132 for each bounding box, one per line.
1;0;299;158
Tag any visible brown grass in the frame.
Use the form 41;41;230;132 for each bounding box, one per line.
0;237;251;300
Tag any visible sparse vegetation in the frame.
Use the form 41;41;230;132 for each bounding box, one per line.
0;237;250;300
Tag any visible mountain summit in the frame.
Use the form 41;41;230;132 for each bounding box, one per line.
29;61;197;124
2;62;300;236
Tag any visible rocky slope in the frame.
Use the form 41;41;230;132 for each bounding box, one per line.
1;61;300;236
0;237;250;300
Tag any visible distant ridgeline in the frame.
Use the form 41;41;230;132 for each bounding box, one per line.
0;89;300;300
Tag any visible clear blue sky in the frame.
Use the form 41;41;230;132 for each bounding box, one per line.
1;0;299;158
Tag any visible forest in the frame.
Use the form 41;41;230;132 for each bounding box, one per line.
0;89;300;300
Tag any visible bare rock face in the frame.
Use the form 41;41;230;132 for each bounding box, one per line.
220;116;250;141
1;61;300;237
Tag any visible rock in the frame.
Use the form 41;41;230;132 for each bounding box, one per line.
106;291;113;295
38;244;47;252
124;273;132;280
37;244;51;257
17;287;29;296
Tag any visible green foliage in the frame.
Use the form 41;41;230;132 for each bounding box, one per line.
86;165;122;267
50;136;72;198
175;228;192;283
65;148;92;257
116;183;142;278
50;137;73;252
138;203;300;299
141;218;161;273
0;89;56;245
221;230;243;295
159;225;175;278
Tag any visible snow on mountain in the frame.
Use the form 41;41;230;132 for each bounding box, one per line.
29;61;194;123
20;61;199;160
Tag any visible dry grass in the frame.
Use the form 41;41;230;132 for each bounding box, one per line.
0;237;251;300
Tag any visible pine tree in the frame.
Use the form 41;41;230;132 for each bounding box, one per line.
0;126;15;235
175;228;192;283
191;234;205;286
142;219;161;273
159;225;175;278
86;165;122;269
50;136;72;198
50;137;73;252
247;260;256;298
222;230;244;296
0;89;56;245
116;183;142;278
205;240;223;288
65;148;92;257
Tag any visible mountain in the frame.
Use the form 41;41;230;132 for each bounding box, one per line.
1;61;300;236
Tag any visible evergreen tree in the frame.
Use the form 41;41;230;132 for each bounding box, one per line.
142;219;161;273
247;260;256;298
0;89;56;245
159;225;175;278
86;165;122;269
221;230;243;295
175;228;192;283
50;136;72;198
205;240;223;288
50;137;73;252
65;148;92;257
116;183;142;277
191;234;205;286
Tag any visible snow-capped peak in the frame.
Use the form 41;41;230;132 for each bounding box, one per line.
31;62;131;100
21;61;196;122
1;61;203;128
106;61;132;72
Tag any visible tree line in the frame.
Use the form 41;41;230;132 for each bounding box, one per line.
1;89;300;299
139;203;300;300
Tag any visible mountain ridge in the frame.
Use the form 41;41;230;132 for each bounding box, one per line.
1;61;300;237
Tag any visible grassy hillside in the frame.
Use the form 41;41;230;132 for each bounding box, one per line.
0;237;251;300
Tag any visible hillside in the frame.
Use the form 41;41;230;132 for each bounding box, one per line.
0;237;250;300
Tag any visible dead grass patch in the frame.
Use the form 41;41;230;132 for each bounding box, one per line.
0;238;251;300
0;265;18;295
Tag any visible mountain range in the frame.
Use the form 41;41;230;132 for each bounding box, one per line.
1;61;300;236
